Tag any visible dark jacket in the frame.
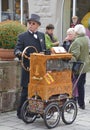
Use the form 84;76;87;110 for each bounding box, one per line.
62;40;72;51
14;31;46;88
70;21;80;28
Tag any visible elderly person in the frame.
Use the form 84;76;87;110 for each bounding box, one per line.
69;24;90;109
14;14;46;119
62;28;76;51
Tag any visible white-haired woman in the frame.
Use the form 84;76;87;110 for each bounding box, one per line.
63;28;76;51
69;24;90;109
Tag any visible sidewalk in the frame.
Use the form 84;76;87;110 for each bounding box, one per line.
0;73;90;130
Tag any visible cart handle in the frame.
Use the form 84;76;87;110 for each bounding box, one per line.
72;62;85;92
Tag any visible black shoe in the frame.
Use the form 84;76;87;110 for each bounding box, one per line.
79;105;85;110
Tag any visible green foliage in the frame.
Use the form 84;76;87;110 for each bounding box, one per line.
0;20;27;49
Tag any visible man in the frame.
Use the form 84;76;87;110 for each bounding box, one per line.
14;14;46;119
70;16;80;28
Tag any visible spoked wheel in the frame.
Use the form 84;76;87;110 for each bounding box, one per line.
61;99;77;124
21;99;37;124
43;102;60;129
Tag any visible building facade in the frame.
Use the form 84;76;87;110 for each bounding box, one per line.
0;0;90;42
0;0;28;24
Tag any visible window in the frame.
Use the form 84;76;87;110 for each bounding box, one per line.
46;59;71;71
1;0;28;24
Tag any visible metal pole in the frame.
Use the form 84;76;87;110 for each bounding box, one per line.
0;0;2;22
72;0;76;16
61;0;65;42
28;0;30;16
21;0;23;24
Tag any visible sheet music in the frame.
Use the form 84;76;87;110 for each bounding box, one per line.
52;46;66;53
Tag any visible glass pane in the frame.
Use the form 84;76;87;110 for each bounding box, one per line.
46;59;71;72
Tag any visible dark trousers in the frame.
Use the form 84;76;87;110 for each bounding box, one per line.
75;73;86;107
17;87;28;116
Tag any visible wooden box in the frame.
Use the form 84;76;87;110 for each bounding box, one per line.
28;53;72;101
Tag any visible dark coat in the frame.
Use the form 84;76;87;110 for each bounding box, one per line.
14;31;46;88
62;40;72;51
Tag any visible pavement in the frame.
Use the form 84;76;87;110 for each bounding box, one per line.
0;72;90;130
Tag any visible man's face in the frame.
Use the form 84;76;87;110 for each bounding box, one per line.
27;21;40;32
72;18;78;24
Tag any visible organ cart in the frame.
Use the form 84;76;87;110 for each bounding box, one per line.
21;47;78;129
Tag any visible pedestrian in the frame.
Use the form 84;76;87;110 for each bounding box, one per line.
62;28;78;99
68;24;90;109
70;16;80;28
45;24;59;50
62;28;75;51
14;13;46;119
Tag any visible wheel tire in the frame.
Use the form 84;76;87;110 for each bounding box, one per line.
43;102;60;129
21;99;37;124
61;99;77;124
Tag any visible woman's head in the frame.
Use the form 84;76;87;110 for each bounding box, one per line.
46;24;55;34
66;28;76;41
74;24;86;35
46;24;54;30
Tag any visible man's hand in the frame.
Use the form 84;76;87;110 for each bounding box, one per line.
15;51;22;60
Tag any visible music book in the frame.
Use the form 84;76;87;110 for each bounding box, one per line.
52;46;67;53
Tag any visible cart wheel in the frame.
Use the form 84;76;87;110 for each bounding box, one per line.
21;99;37;124
43;102;60;129
61;99;77;124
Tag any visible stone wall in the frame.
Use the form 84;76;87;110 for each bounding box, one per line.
0;61;21;112
28;0;63;40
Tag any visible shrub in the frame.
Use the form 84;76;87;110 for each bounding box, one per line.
0;20;27;49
